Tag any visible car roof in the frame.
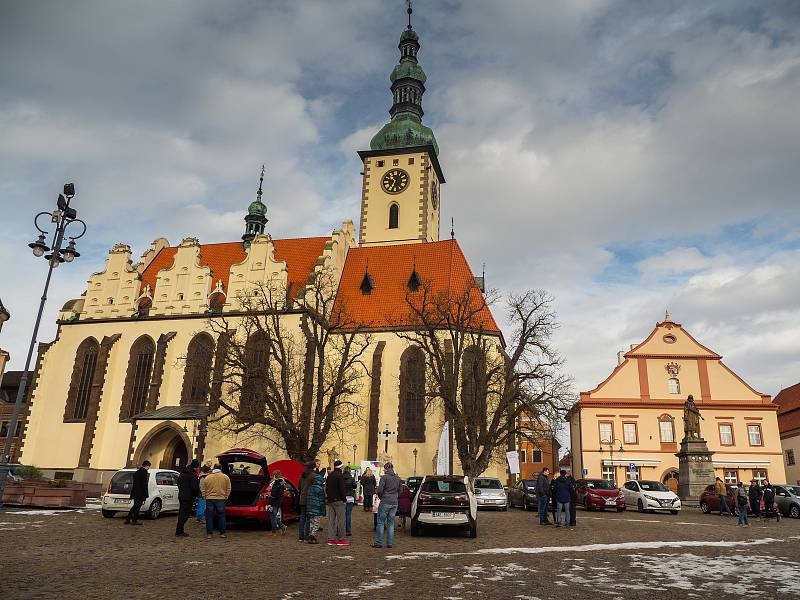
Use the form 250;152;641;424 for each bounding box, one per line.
474;476;501;481
422;475;467;482
114;468;179;474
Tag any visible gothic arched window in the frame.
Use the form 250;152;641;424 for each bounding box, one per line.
64;337;99;421
241;331;269;418
120;335;156;420
389;203;399;229
461;346;487;435
181;333;214;405
398;346;426;442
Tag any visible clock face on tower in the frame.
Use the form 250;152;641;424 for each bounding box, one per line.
381;168;409;194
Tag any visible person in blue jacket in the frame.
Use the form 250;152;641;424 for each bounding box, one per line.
305;468;327;544
552;469;573;529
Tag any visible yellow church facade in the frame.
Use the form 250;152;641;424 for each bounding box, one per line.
19;18;505;484
569;316;785;489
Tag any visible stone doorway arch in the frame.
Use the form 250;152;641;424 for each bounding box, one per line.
132;422;192;470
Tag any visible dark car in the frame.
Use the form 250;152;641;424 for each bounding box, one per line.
508;478;538;510
410;475;478;538
216;448;302;529
576;478;625;512
699;483;754;515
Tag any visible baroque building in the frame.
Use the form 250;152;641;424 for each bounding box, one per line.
568;314;786;487
19;15;503;483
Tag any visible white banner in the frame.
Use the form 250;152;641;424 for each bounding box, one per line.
506;450;520;475
436;421;450;475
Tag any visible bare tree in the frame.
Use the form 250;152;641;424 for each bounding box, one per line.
207;268;372;462
396;280;572;479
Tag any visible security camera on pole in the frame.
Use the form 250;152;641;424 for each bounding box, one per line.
0;183;87;508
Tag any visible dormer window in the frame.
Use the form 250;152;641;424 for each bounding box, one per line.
177;293;184;301
407;268;421;292
360;271;375;295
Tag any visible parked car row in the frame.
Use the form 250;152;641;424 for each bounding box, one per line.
699;483;800;518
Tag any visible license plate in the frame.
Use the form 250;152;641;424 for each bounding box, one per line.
431;511;455;519
114;498;129;504
605;500;616;505
660;500;672;506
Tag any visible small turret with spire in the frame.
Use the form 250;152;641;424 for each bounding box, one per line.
243;165;268;248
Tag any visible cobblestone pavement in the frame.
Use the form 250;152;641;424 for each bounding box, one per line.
2;502;799;599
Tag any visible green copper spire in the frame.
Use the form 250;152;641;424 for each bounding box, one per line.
243;165;268;247
370;1;439;155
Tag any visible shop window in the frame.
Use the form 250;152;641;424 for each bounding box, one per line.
747;424;763;446
718;423;734;446
723;470;738;485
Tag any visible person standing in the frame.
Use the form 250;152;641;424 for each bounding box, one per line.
343;466;357;537
268;469;287;536
176;459;200;536
397;482;412;529
200;464;231;539
306;468;327;544
298;460;317;541
535;467;551;525
195;464;210;523
124;460;150;525
566;469;577;529
736;481;749;527
748;479;762;522
372;463;401;549
325;460;349;546
360;467;377;512
714;477;731;516
552;470;572;529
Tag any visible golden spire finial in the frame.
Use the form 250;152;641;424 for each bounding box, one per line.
665;309;671;322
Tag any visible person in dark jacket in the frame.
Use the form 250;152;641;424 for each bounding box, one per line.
305;469;327;544
397;483;412;529
372;463;401;549
175;459;200;536
125;460;151;525
566;469;577;528
552;470;572;528
534;468;551;525
748;479;762;521
343;466;357;536
325;460;349;545
297;460;317;541
268;470;287;535
360;467;377;511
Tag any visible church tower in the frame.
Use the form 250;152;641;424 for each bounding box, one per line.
242;165;268;248
358;3;445;247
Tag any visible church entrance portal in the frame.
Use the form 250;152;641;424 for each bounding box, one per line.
133;423;192;469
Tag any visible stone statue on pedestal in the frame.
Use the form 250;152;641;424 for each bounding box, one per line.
676;394;714;502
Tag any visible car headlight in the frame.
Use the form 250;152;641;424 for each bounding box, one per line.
617;493;625;500
644;494;657;502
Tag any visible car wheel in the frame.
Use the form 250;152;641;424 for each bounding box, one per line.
469;522;477;538
617;507;625;512
101;509;116;518
700;501;710;514
637;499;644;513
523;497;529;511
583;498;592;512
790;504;800;519
670;510;679;515
410;518;421;537
148;498;162;520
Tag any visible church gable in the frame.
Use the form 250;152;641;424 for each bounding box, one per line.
151;237;213;315
81;244;140;319
226;234;289;309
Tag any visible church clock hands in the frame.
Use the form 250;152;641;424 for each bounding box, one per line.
382;168;409;194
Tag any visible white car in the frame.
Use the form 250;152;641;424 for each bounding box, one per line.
622;479;681;514
410;475;478;538
101;468;181;519
473;477;508;511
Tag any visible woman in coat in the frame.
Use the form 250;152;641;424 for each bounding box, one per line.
360;468;377;511
305;469;327;544
397;483;412;529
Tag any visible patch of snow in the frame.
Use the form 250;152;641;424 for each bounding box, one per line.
338;578;394;598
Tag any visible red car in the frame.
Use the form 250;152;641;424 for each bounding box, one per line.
576;478;626;512
216;448;303;528
699;483;755;515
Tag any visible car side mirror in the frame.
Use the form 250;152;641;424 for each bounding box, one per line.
474;489;481;495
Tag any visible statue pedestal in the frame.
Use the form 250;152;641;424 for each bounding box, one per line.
676;438;715;502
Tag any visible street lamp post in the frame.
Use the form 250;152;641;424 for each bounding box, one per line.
413;448;418;476
0;184;86;508
352;444;357;466
598;438;625;485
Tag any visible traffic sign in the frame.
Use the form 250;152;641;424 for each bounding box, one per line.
582;469;589;476
629;463;637;472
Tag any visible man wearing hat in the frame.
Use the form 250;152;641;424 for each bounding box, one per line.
325;459;349;545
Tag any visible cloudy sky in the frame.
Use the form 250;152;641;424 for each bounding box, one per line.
1;0;799;406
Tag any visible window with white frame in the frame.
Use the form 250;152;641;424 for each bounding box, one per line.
667;378;680;394
599;421;613;444
623;422;638;444
719;423;734;446
747;424;762;446
723;470;738;485
752;470;767;485
602;465;615;482
659;418;675;443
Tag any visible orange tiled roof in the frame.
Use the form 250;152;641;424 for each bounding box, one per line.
333;240;499;332
139;237;328;299
776;382;800;434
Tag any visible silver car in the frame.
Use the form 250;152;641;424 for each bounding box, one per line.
473;477;508;511
774;485;800;518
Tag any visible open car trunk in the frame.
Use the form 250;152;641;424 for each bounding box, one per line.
217;448;269;507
